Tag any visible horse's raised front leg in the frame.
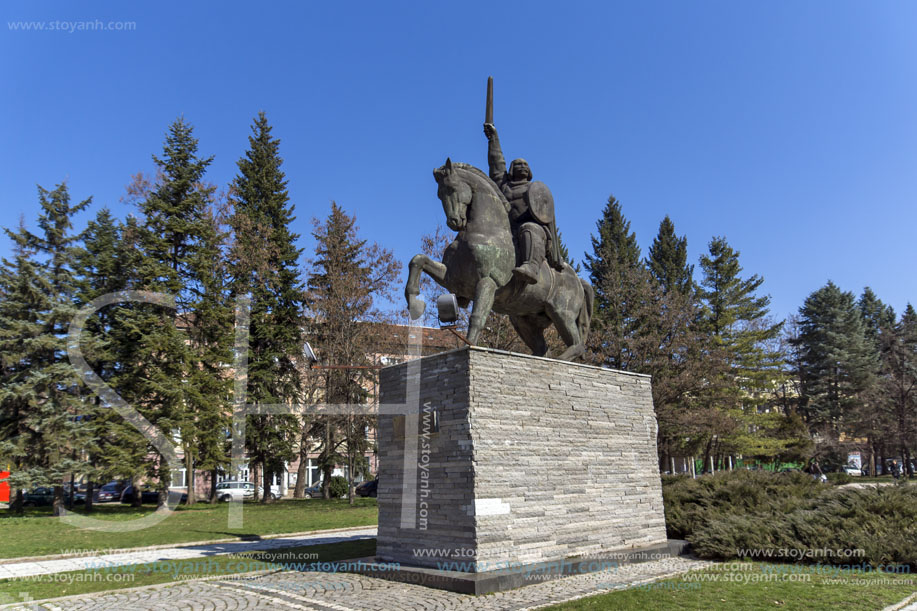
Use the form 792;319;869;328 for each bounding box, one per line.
467;277;497;345
404;254;448;320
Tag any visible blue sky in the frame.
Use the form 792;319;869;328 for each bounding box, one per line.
2;1;915;321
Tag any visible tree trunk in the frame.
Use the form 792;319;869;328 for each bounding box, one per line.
209;467;218;503
321;424;333;499
262;461;274;504
869;438;877;477
85;481;94;513
701;437;714;474
156;462;170;508
321;462;333;499
294;454;308;498
185;450;195;505
348;452;355;506
52;485;64;517
67;473;75;510
253;461;262;502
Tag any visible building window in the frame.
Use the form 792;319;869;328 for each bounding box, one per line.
308;459;321;486
170;469;187;488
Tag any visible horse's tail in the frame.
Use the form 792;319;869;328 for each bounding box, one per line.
577;278;594;345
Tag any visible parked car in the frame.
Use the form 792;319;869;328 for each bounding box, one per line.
303;482;323;498
60;483;87;504
95;481;128;503
355;478;378;498
120;485;161;504
215;480;271;502
22;487;55;507
842;465;862;476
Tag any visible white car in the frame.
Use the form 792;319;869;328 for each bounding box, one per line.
843;465;862;476
215;480;275;502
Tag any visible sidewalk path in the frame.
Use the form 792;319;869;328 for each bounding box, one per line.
3;556;712;610
0;526;377;580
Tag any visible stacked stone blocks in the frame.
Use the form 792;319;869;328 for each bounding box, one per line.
377;347;667;572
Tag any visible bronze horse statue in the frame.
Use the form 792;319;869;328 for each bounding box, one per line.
405;159;593;361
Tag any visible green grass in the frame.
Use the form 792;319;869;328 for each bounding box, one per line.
0;498;377;559
545;562;917;611
0;538;376;602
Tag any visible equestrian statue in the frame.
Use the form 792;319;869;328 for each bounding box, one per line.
404;77;594;361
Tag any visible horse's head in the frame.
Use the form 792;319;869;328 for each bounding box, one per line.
433;158;472;231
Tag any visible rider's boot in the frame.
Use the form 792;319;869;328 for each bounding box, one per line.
513;225;545;285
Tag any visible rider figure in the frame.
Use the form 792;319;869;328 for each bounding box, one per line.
484;122;563;284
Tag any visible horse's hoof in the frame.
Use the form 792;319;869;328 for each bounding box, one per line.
558;344;585;362
408;297;426;320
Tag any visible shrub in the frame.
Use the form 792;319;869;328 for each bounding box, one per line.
662;470;820;539
663;471;917;569
827;472;852;485
328;476;348;499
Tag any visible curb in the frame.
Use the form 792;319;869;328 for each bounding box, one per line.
0;525;377;566
0;568;280;610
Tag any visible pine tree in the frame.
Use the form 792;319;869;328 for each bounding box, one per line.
879;303;917;476
0;184;92;515
858;287;896;351
853;287;897;474
228;112;305;503
0;221;45;514
307;203;400;503
184;205;233;504
554;228;580;272
583;195;643;370
697;236;786;470
580;198;722;468
72;209;147;510
647;215;693;295
698;236;783;380
118;117;221;504
793;282;878;440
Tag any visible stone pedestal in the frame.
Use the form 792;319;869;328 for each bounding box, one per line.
374;347;669;589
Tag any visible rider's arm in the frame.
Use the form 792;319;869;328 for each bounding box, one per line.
484;123;506;183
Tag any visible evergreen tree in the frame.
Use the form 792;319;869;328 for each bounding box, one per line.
853;287;896;474
0;221;45;514
697;236;786;471
583;195;643;369
0;184;91;515
183;205;233;504
72;209;147;510
647;215;693;295
858;287;896;350
793;282;878;440
581;197;722;469
228;112;304;503
554;228;580;272
307;203;400;503
118;117;221;504
880;304;917;475
698;236;783;381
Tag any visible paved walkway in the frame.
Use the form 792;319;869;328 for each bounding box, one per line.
0;527;377;580
1;556;713;610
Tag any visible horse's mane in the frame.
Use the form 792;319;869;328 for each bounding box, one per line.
452;162;511;213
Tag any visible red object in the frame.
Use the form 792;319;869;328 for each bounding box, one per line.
0;471;9;503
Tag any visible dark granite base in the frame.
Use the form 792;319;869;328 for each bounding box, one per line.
345;539;689;595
